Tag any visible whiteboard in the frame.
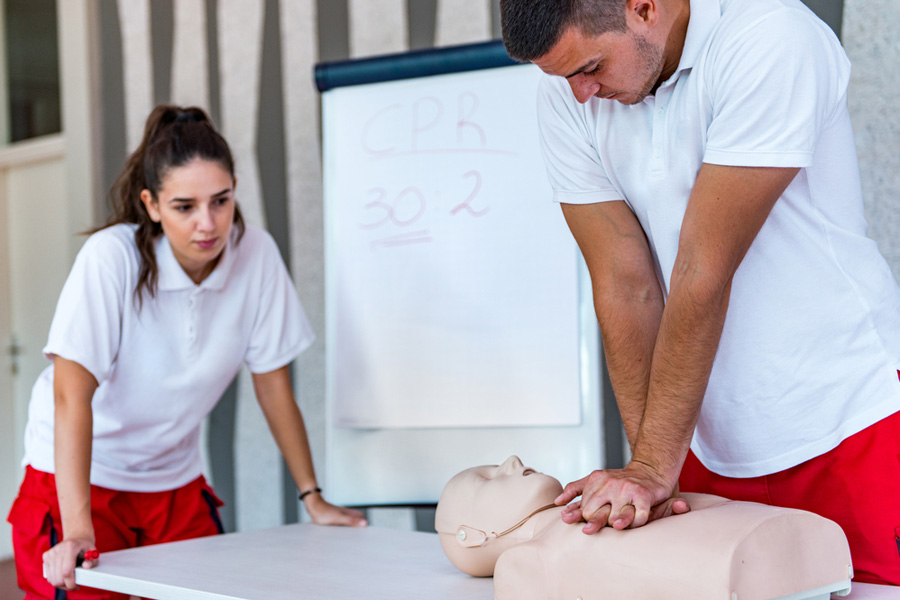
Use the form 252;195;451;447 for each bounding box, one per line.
321;54;603;505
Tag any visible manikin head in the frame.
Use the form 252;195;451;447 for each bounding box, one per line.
434;456;562;576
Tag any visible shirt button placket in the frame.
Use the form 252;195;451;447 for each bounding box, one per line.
187;291;199;355
651;101;668;170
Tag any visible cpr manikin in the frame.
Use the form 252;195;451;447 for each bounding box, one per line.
435;457;853;600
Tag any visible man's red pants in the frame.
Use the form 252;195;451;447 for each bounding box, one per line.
680;409;900;586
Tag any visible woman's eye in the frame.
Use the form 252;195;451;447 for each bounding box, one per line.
175;204;192;213
215;196;230;206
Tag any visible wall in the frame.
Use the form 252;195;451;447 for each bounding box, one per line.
0;152;13;560
843;0;900;281
0;138;67;558
0;0;98;560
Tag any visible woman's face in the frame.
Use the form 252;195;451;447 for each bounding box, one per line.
141;158;235;284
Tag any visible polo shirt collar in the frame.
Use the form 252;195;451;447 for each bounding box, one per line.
670;0;722;79
155;229;238;292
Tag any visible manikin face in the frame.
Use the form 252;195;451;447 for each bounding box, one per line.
456;456;563;527
533;21;666;105
434;456;563;576
141;158;235;284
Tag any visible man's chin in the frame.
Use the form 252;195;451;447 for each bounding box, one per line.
598;91;643;105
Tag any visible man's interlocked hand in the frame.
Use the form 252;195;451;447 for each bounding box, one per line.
555;461;691;533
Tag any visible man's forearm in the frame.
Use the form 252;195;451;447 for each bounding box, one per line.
555;168;797;531
561;200;666;453
597;289;663;451
632;273;733;484
630;164;798;486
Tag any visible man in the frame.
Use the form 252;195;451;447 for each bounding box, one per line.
500;0;900;585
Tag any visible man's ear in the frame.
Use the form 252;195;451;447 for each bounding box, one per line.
627;0;660;30
140;189;161;223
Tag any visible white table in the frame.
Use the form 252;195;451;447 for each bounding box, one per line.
74;524;899;600
75;524;492;600
843;584;900;599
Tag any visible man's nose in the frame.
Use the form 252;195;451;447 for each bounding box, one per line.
568;73;600;104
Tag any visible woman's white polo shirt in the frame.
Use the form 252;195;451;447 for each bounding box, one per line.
23;223;314;492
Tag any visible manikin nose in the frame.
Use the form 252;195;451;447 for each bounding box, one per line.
498;455;524;474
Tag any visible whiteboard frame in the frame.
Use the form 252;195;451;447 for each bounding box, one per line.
320;59;603;507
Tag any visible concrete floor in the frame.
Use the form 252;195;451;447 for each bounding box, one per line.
0;557;21;598
0;559;142;600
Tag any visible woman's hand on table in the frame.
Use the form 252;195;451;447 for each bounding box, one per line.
42;536;98;591
304;493;368;527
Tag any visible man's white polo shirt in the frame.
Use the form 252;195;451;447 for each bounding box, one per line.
537;0;900;476
23;223;314;491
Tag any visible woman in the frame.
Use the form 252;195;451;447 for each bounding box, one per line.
6;105;365;600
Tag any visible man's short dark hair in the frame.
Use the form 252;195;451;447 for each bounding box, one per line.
500;0;629;62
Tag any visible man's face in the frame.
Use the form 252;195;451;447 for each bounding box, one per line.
533;24;666;106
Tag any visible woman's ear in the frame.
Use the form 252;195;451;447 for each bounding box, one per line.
140;189;161;223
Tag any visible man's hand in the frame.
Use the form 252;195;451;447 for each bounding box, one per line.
555;462;689;533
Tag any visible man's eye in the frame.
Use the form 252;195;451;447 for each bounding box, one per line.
585;63;602;76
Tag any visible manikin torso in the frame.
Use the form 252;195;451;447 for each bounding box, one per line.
435;457;853;600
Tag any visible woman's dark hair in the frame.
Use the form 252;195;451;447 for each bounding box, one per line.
99;104;245;307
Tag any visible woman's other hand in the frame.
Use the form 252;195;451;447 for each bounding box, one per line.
304;494;368;527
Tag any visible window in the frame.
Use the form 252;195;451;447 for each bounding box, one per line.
5;0;60;142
